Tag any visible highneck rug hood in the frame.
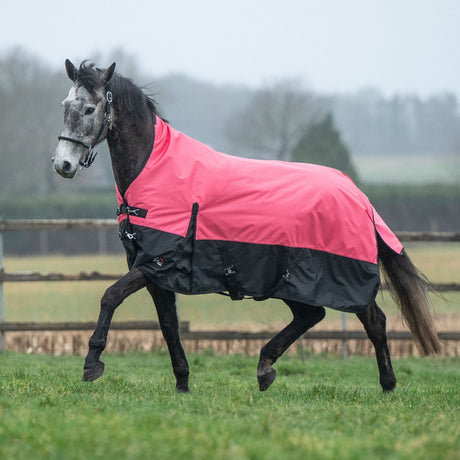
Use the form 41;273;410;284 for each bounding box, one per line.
116;116;402;313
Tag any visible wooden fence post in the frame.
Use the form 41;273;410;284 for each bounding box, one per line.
39;231;48;256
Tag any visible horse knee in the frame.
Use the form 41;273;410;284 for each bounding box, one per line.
100;269;147;313
101;285;120;312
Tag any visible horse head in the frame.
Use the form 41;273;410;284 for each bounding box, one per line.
52;59;116;178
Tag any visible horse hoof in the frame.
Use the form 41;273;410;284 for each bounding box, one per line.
82;362;105;382
176;384;190;394
258;367;276;391
382;383;396;393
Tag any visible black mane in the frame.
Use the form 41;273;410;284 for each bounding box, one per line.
76;61;157;123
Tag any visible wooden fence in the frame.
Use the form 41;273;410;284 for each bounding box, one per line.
1;219;459;355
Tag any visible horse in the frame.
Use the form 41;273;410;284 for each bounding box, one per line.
52;60;441;393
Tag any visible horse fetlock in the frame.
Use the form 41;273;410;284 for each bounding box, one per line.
173;365;189;379
380;375;397;393
173;367;190;393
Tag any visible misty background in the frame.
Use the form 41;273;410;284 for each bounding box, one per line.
0;1;459;253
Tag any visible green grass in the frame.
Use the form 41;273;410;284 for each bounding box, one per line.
355;154;459;184
0;352;458;460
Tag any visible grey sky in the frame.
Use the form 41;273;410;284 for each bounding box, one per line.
2;0;459;97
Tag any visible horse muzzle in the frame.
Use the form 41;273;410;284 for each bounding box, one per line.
53;158;77;178
52;149;79;178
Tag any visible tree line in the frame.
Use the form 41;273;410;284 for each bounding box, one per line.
1;47;459;196
332;88;460;156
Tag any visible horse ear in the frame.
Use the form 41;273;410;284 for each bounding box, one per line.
103;62;116;85
65;59;78;82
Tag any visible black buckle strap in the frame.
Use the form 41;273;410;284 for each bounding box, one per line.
223;264;244;301
116;204;148;218
218;245;243;300
119;230;137;240
224;265;236;278
79;149;98;168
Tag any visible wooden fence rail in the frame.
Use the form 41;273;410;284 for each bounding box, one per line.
0;321;190;333
1;218;460;241
0;219;118;232
1;219;460;354
0;320;458;341
1;271;459;292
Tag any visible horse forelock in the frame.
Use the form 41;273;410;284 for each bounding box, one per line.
76;61;103;95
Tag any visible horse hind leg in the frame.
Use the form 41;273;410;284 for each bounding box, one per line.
257;301;325;391
357;301;397;392
146;284;190;393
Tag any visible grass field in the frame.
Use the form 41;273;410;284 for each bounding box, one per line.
355;154;459;184
1;245;459;458
0;352;458;460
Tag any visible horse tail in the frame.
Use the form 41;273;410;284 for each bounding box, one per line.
377;235;441;355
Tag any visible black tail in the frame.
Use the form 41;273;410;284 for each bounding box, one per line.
378;236;441;355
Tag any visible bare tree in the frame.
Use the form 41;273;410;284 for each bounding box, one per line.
0;48;70;194
226;79;323;161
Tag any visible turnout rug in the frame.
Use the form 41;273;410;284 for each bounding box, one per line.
116;117;403;313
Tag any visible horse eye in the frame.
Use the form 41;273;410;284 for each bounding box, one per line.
85;107;95;115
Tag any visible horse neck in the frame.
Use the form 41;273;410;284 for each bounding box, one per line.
106;113;155;196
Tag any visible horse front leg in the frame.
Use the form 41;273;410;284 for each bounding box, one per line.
356;301;397;392
258;301;326;391
83;267;148;382
146;284;190;393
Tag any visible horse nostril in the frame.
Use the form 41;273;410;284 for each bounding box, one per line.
62;161;72;172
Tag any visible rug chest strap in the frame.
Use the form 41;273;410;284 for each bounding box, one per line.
116;203;148;218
